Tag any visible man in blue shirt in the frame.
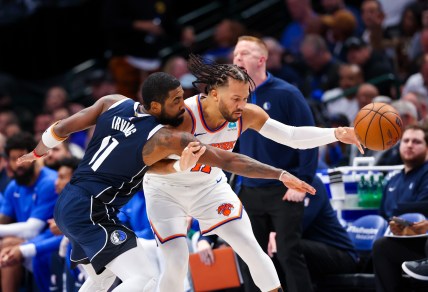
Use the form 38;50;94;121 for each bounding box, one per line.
373;124;428;292
0;132;57;292
233;35;319;292
379;125;428;219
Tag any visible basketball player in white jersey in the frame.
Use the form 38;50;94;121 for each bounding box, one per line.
144;55;364;292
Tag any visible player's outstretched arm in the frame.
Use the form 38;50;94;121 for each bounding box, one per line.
144;128;315;194
17;95;126;164
244;104;364;154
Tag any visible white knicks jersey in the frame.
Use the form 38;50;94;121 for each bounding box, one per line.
145;94;242;184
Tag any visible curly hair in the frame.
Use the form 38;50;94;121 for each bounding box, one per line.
187;54;255;95
141;72;181;110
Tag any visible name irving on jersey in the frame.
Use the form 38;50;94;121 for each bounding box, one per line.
111;116;137;137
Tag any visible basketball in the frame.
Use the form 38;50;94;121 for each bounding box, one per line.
353;103;403;151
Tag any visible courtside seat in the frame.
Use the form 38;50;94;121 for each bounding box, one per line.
316;215;388;292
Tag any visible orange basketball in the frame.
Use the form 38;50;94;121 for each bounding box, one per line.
353;103;403;151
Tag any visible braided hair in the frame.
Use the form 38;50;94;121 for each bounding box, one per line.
187;54;255;95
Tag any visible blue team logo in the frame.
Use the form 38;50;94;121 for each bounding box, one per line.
110;230;127;245
228;122;237;128
263;102;271;111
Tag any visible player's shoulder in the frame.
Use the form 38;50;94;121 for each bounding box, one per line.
243;103;264;115
99;94;131;112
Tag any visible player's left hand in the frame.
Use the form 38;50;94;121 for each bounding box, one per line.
334;127;364;154
283;189;306;202
179;141;206;171
279;171;316;195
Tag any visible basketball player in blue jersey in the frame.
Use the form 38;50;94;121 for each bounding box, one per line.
17;72;316;292
143;55;364;292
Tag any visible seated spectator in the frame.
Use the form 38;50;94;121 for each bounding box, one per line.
263;36;303;89
402;91;428;123
300;34;341;98
179;73;198;100
0;110;19;137
321;9;358;61
43;141;73;170
373;218;428;291
360;0;386;50
268;176;358;286
320;0;364;35
33;113;53;141
162;55;191;80
356;83;379;110
280;0;318;56
85;70;117;103
202;19;246;64
322;63;364;123
379;124;428;219
0;132;58;291
43;86;68;114
393;2;424;82
345;36;396;97
402;53;428;104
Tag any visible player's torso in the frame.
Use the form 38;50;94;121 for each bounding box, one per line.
71;98;161;204
147;94;242;184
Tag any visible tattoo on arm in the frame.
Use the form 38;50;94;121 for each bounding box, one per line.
143;128;197;157
215;150;283;179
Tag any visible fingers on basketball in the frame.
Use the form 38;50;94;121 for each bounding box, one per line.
353;102;403;151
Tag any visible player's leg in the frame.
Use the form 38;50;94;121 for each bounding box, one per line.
143;177;191;292
214;211;281;292
79;263;117;292
105;239;158;292
157;237;190;292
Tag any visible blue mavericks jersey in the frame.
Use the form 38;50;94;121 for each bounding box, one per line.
71;98;161;207
1;167;57;222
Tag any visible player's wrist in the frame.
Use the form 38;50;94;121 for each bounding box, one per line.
173;160;183;172
32;149;45;159
42;121;68;149
278;170;287;181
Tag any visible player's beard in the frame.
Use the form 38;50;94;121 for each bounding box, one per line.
219;100;240;123
13;163;35;186
157;108;185;127
402;152;426;170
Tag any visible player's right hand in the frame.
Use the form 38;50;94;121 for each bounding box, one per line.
179;141;206;171
17;150;43;165
279;171;316;195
